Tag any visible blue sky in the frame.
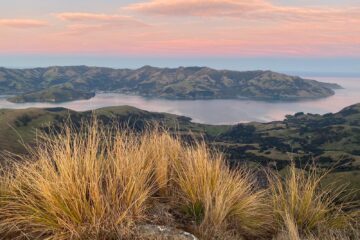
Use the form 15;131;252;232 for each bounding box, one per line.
1;55;358;75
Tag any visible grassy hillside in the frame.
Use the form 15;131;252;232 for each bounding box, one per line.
0;106;195;154
215;103;360;192
1;104;359;167
0;104;359;192
0;123;358;240
0;66;341;102
219;103;360;168
7;86;95;103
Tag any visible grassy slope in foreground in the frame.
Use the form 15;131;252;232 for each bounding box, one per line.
0;66;342;102
0;122;357;240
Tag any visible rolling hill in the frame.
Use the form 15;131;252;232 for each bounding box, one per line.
0;103;358;169
7;86;95;103
0;66;341;102
0;103;359;195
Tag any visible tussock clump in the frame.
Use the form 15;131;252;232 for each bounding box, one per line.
0;120;358;240
269;163;358;239
137;130;183;197
173;143;272;239
0;122;157;239
0;121;268;239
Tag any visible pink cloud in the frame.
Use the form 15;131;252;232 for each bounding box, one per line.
55;12;150;36
56;12;149;27
120;0;360;57
126;0;268;16
126;0;360;22
0;2;358;58
0;19;48;28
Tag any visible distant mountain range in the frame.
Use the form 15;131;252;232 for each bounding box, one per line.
0;66;342;103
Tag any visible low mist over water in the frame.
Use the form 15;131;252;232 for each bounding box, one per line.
1;77;359;125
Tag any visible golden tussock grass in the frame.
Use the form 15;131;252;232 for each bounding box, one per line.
269;163;359;239
173;143;272;238
0;122;157;239
0;120;358;240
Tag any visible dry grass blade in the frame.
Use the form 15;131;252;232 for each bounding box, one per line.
0;119;358;240
0;121;156;239
173;143;272;239
269;163;357;239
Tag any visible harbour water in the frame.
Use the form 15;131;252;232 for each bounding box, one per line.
1;77;359;125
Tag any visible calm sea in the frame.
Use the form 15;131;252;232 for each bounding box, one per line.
1;76;359;125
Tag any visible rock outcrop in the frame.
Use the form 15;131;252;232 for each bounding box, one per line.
135;224;198;240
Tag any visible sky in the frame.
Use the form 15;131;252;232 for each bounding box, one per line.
0;0;359;73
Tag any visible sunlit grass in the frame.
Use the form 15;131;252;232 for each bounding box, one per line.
0;120;358;240
0;122;157;239
173;143;272;238
269;163;359;239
